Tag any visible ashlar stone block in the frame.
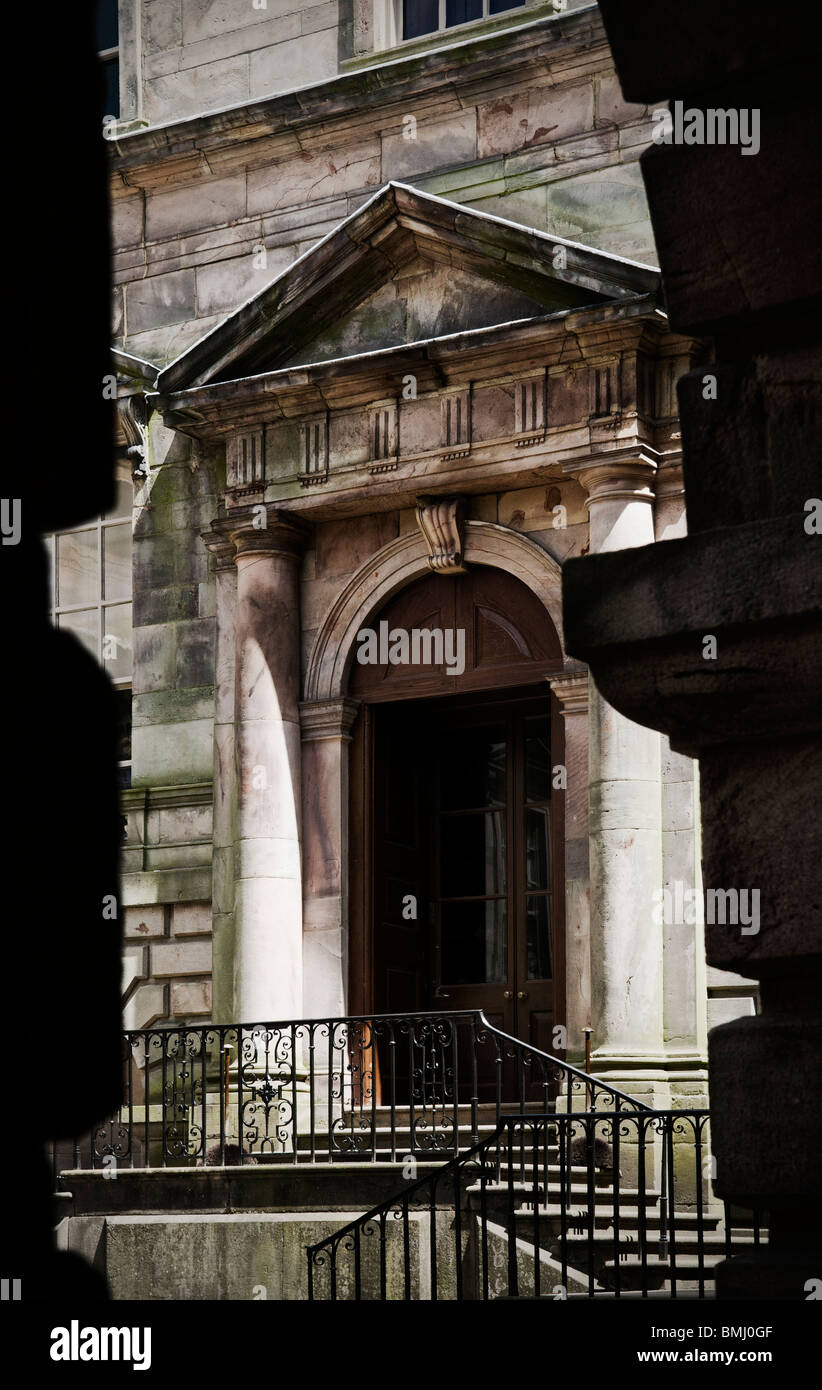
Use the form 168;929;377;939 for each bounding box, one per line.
477;82;595;159
125;270;196;335
151;940;212;978
123;983;167;1031
124;905;167;940
172;902;212;936
171;980;212;1018
146;176;247;244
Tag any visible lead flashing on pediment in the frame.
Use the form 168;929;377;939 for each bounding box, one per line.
112;347;159;389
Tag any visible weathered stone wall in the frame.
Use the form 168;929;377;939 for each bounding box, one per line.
131;420;219;789
111;8;756;1040
110;9;657;366
121;417;221;1026
137;0;343;127
128;2;597;130
122;900;214;1029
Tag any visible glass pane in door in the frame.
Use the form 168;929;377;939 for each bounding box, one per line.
440;900;507;984
525;894;552;981
440;724;505;809
525;806;550;889
440;810;506;896
525;724;551;802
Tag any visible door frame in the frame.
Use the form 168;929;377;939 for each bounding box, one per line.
348;682;566;1046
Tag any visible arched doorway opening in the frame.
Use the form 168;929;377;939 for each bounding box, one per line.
347;565;566;1060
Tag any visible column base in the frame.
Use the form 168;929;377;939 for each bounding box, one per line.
586;1051;710;1110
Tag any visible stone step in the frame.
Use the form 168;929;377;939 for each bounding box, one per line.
559;1230;746;1260
515;1205;722;1231
469;1181;662;1204
597;1247;756;1294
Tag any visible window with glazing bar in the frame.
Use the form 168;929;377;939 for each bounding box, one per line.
403;0;526;41
45;462;133;786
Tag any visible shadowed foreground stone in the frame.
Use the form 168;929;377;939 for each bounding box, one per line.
564;0;822;1298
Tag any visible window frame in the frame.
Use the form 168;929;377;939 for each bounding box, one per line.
98;0;145;131
403;0;526;43
46;461;134;782
96;0;121;122
363;0;555;61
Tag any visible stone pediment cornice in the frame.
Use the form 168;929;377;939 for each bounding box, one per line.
158;302;697;523
155;309;672;445
154;296;677;434
152;301;695;522
155;183;661;396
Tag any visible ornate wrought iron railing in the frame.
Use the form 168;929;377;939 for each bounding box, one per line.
305;1110;766;1300
50;1010;647;1178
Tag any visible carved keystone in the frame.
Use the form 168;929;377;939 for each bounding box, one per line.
415;496;467;574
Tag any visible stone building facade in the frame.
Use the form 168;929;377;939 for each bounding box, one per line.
83;0;760;1106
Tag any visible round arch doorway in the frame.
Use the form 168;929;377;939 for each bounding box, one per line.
347;564;567;1064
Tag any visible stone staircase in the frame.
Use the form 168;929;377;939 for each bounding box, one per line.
466;1171;746;1296
51;1014;760;1300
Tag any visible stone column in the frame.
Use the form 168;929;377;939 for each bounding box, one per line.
547;670;590;1064
577;458;665;1101
655;467;710;1097
202;525;237;1024
231;510;309;1024
299;697;360;1019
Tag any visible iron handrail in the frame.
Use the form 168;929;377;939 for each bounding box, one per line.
51;1009;647;1180
305;1108;761;1301
120;1007;648;1111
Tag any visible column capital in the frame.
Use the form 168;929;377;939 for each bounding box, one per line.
548;667;589;715
573;451;658;510
229;506;312;561
299;697;361;743
572;450;659;553
201;519;237;571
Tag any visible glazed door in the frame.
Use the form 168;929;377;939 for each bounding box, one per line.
429;700;557;1056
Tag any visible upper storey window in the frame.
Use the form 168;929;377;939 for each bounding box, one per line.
95;0;120;120
403;0;526;41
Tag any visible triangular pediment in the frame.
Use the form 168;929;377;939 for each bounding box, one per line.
157;183;660;394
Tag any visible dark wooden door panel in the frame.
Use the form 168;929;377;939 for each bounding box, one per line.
352;565;568;1103
373;705;428;1017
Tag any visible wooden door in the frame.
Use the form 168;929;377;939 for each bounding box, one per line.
372;702;428;1016
428;699;559;1056
369;695;563;1051
349;564;566;1081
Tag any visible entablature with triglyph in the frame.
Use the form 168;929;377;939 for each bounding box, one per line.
157;310;698;519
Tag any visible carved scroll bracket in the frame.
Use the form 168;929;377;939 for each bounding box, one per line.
116;393;149;478
415;496;467;574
